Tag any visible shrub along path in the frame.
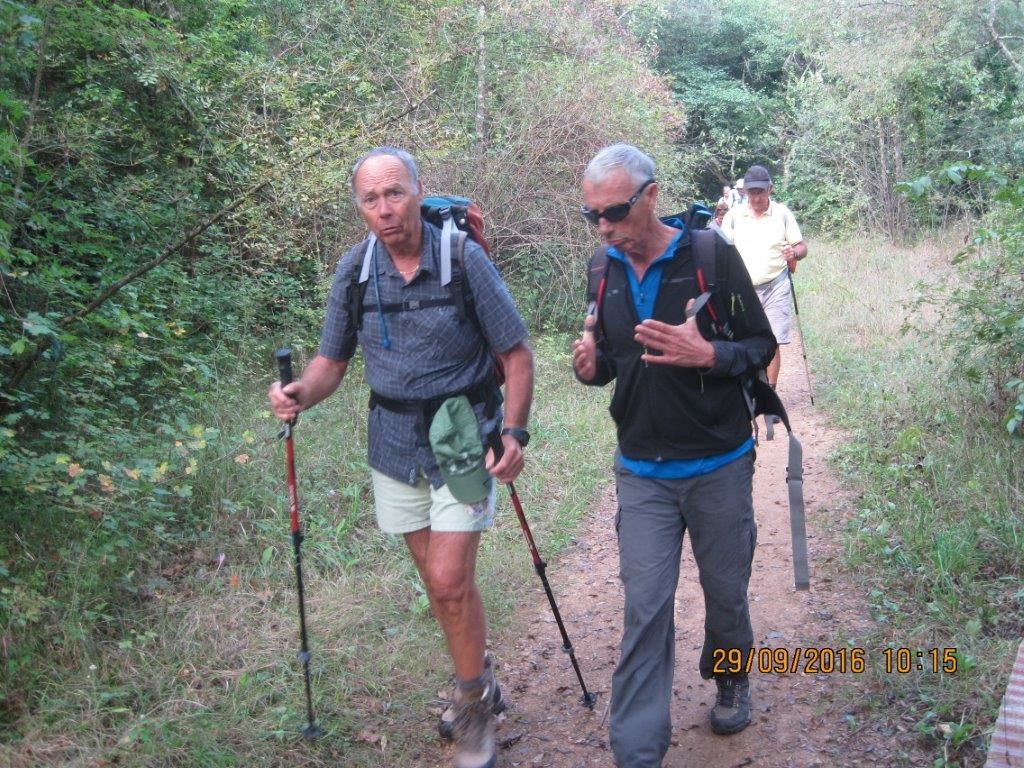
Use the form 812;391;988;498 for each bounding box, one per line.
418;329;935;767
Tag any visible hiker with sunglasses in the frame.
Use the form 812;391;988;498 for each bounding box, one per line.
571;144;776;767
268;147;534;768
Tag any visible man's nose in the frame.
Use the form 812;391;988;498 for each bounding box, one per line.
597;217;614;237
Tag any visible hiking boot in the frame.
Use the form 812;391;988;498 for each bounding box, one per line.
439;656;506;740
452;679;497;768
710;675;752;735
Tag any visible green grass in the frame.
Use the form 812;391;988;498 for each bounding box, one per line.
1;335;616;767
798;232;1023;767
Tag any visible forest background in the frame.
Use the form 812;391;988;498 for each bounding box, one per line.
1;0;1022;766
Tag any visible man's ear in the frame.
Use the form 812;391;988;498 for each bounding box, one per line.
646;180;659;206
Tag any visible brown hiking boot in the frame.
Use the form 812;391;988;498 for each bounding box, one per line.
438;656;506;740
452;678;497;768
710;674;752;735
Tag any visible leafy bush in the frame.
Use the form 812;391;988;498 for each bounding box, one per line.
899;164;1024;435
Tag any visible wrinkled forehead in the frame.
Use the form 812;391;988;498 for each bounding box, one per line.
354;155;414;192
582;168;636;204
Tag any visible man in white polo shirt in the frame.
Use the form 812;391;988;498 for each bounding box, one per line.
721;165;807;393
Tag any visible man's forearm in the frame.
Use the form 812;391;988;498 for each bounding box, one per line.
498;341;534;428
298;354;348;409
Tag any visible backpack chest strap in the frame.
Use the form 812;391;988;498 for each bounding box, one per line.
363;296;457;315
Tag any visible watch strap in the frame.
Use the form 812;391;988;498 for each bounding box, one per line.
501;426;530;447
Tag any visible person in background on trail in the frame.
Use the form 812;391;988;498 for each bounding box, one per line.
717;185;732;209
728;177;746;208
709;201;730;239
720;164;807;403
268;147;534;768
571;143;776;767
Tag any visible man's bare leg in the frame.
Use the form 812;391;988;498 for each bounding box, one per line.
404;528;486;680
767;348;781;389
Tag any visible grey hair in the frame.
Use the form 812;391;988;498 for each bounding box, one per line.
583;144;656;186
350;146;420;196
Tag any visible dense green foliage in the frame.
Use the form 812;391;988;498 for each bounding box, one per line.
649;0;1024;237
649;0;799;196
900;165;1024;436
785;0;1024;237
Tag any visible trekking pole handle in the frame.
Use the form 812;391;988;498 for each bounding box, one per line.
276;348;294;386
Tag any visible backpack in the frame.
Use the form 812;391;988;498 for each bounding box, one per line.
585;207;810;591
342;195;505;385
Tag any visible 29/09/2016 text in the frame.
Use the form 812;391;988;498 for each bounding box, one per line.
711;647;960;675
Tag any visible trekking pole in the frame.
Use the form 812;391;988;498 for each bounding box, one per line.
275;348;323;740
786;271;815;406
486;432;597;710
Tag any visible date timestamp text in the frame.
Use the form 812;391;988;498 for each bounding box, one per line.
711;646;959;675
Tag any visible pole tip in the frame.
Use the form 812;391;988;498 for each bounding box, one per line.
581;691;598;710
301;723;323;740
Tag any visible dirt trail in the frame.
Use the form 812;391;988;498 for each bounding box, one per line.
423;330;933;768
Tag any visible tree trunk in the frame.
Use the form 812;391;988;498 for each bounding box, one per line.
475;2;487;177
876;116;893;238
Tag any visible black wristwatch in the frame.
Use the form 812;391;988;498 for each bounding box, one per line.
501;426;531;448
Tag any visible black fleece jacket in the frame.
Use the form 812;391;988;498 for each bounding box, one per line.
580;229;777;461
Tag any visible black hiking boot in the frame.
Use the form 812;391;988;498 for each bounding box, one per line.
438;656;506;741
710;674;752;735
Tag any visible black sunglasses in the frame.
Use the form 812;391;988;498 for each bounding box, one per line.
580;179;656;225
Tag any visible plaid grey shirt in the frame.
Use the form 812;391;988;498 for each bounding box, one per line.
319;222;529;487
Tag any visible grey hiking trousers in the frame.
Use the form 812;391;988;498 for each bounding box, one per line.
610;452;757;768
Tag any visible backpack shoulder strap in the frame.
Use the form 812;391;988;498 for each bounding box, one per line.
586;245;612;301
439;208;458;286
586;245;613;336
691;228;716;288
690;228;732;339
451;232;507;388
450;230;470;324
358;233;377;284
349;235;376;326
340;236;376;356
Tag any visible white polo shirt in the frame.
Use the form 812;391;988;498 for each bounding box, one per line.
721;199;803;286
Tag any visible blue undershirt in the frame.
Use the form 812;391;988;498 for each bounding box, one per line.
609;220;754;479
